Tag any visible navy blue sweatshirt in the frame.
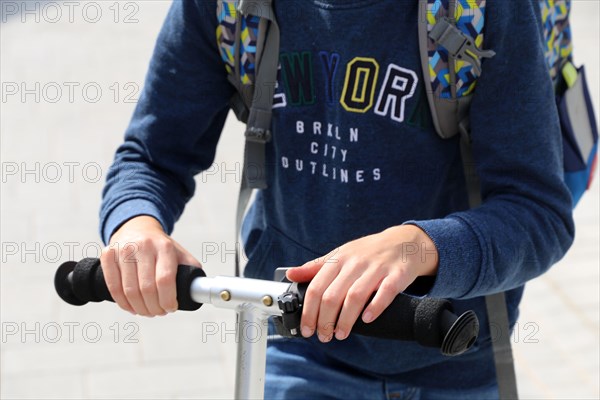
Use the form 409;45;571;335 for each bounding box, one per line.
100;0;574;388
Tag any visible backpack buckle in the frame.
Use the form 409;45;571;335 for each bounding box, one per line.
430;18;496;76
245;126;272;143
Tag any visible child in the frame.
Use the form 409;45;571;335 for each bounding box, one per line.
100;0;574;398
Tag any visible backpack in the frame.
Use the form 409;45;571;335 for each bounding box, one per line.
418;0;597;207
216;1;598;398
217;0;598;205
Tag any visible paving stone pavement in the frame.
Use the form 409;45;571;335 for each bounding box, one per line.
1;1;598;399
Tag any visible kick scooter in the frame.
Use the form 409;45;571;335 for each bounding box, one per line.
55;258;479;399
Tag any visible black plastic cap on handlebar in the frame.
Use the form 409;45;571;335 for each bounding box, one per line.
54;258;205;311
54;261;87;306
440;309;479;356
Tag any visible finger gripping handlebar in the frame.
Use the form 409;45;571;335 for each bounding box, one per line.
55;259;479;356
285;282;479;356
54;258;205;311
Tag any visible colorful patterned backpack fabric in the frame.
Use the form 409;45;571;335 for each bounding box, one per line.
217;0;260;86
540;0;573;80
423;0;489;100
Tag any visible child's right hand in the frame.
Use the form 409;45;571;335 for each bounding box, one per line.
100;215;202;317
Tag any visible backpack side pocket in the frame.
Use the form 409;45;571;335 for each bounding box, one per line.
557;65;598;206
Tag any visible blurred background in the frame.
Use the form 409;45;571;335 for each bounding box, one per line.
0;1;598;399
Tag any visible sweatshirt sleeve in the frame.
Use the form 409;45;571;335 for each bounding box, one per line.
406;0;575;299
99;0;233;244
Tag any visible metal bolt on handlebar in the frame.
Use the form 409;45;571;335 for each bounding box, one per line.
220;290;232;301
262;295;273;307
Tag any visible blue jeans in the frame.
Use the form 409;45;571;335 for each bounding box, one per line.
265;337;499;400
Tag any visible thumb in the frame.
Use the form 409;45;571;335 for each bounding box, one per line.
286;258;326;282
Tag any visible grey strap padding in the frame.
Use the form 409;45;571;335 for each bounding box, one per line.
459;122;519;400
240;0;279;190
417;0;495;140
417;0;445;137
417;0;462;139
234;0;280;277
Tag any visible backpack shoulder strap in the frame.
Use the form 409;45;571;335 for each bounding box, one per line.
458;119;519;399
418;0;495;139
217;0;281;277
217;0;279;192
419;2;517;397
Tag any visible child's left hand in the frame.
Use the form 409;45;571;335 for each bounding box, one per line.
286;224;439;342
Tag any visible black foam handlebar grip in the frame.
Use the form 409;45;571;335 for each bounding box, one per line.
54;258;205;311
294;283;479;356
353;295;451;345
